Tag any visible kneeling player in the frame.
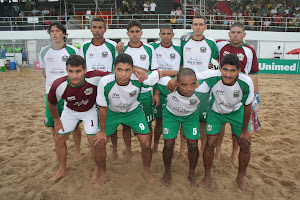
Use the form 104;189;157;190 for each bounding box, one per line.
94;53;178;190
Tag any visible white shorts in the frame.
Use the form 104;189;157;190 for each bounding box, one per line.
58;106;98;135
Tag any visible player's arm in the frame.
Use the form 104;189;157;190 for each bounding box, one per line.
152;89;160;108
159;70;178;78
48;102;64;137
240;104;252;144
116;41;125;53
94;106;107;145
248;74;258;93
41;68;46;79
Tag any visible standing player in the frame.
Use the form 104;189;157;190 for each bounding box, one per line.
94;53;178;189
48;55;110;183
80;17;120;162
39;22;82;179
198;54;254;192
150;24;182;153
116;19;159;162
216;22;260;164
181;15;219;156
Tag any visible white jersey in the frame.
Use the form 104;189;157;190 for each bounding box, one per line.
97;70;160;113
80;39;117;72
150;42;182;71
196;70;254;114
39;44;79;93
154;77;204;116
181;37;219;73
124;42;158;93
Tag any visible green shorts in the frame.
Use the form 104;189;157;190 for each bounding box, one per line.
206;106;244;138
139;91;154;125
153;93;165;119
45;94;64;127
162;108;199;140
198;93;209;122
106;105;150;136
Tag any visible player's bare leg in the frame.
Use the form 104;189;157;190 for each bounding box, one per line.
94;139;107;190
50;133;70;182
137;134;156;183
87;135;100;183
236;138;251;192
231;135;240;165
199;122;207;158
110;131;119;162
122;125;132;163
161;139;175;186
187;139;199;187
201;134;218;188
152;118;162;153
215;125;225;161
72;125;81;161
179;127;186;161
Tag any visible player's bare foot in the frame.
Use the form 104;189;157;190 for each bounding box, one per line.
188;173;198;187
215;148;221;161
50;170;67;182
93;175;107;190
200;175;211;189
236;176;249;192
160;172;171;186
111;149;119;162
122;151;132;163
90;170;99;184
231;152;239;165
143;171;156;184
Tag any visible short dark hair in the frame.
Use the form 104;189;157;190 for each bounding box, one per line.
48;22;67;41
114;53;134;68
127;19;142;30
220;54;240;70
177;68;196;82
230;22;245;32
91;17;106;27
66;55;86;69
160;24;173;32
192;15;206;24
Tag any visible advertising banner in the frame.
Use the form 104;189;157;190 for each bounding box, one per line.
258;59;300;74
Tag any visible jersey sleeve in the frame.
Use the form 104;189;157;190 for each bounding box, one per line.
150;46;159;70
48;80;62;105
153;77;171;96
249;47;259;74
96;78;108;107
142;70;160;86
195;80;210;93
38;52;44;69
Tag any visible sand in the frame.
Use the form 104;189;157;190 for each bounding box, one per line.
0;67;299;200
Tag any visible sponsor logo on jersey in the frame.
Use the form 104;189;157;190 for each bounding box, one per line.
84;87;93;95
185;47;191;52
156;54;162;58
216;90;224;95
140;54;146;61
47;57;54;62
163;128;169;134
130;90;137;97
172;96;178;102
74;99;89;106
233;90;240;98
50;67;66;75
237;53;244;61
170;53;175;59
112;93;120;98
187;58;202;65
200;46;207;53
190;99;197;105
102;51;108;57
89;53;94;58
67;96;76;101
173;107;190;114
207;124;212;131
223;51;230;56
62;55;68;61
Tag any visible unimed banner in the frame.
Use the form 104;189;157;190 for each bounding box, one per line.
258;59;300;74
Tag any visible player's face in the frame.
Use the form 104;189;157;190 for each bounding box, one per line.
50;25;66;44
228;27;246;46
127;26;143;44
114;62;133;86
177;75;197;97
159;29;174;45
67;65;87;87
220;64;240;85
191;18;206;37
90;21;106;39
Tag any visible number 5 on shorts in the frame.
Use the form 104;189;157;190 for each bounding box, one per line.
193;128;197;135
139;123;145;130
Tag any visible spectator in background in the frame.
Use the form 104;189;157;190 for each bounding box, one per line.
21;46;28;66
170;8;176;16
177;15;183;29
115;8;123;28
170;15;177;29
222;16;229;30
175;7;182;16
274;46;283;59
31;6;39;16
122;0;129;15
85;7;91;25
143;1;150;19
248;17;255;30
149;1;156;19
164;16;171;24
42;7;50;16
30;0;37;9
26;0;31;10
0;47;6;59
50;7;56;16
263;18;271;31
12;3;20;17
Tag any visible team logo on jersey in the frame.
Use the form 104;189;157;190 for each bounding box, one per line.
170;53;175;59
130;90;137;97
102;51;108;57
67;96;76;101
190;99;197;105
163;128;169;134
237;53;244;61
62;55;68;61
233;90;240;98
84;87;93;95
140;54;146;61
200;46;207;53
207;124;212;132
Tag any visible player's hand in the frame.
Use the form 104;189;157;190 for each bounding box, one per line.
116;41;125;53
239;129;251;145
208;62;213;69
134;68;148;82
252;93;260;113
94;130;107;146
167;77;177;92
152;91;160;108
53;119;64;138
